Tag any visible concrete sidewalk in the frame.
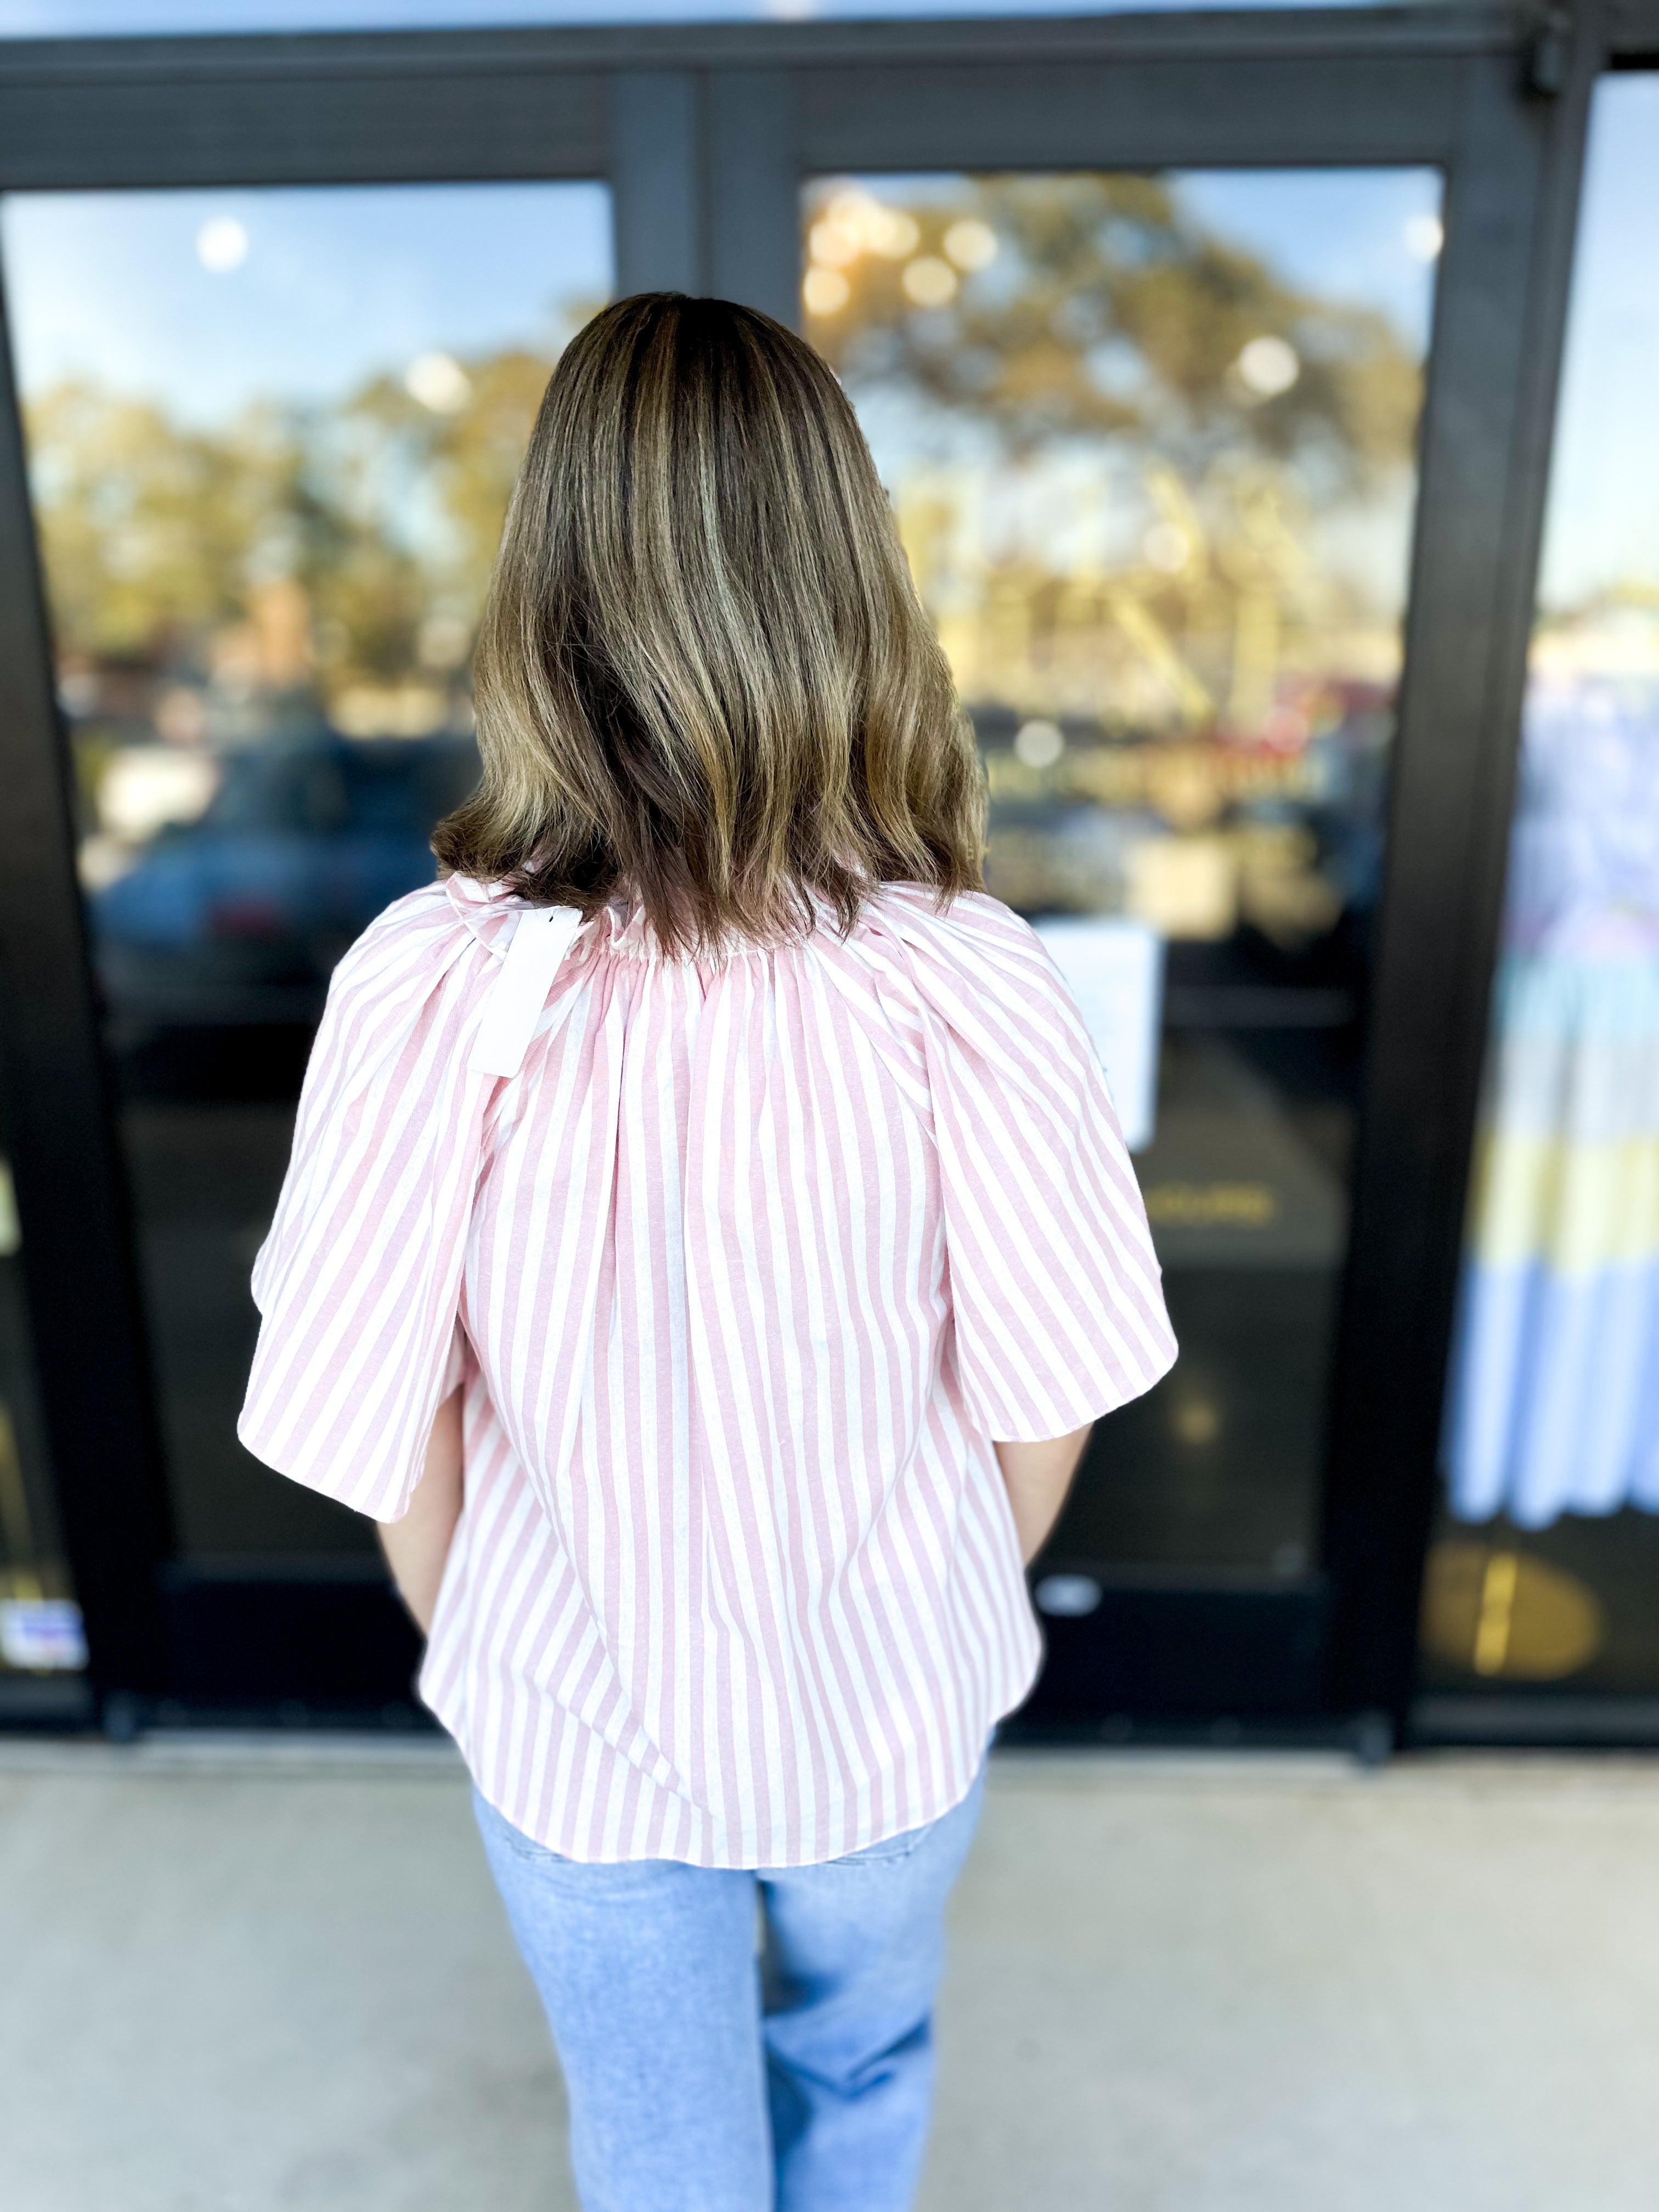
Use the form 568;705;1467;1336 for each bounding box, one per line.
2;1738;1656;2211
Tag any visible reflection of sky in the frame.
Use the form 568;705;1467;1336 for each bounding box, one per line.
1175;170;1440;357
0;0;1379;29
1537;77;1659;612
2;183;613;422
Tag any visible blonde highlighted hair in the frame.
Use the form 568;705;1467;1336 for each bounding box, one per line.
433;292;986;955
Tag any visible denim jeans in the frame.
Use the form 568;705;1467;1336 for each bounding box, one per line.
471;1761;988;2212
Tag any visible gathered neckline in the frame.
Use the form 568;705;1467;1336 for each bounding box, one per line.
442;871;944;968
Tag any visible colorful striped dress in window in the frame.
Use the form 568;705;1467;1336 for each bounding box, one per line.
239;874;1176;1866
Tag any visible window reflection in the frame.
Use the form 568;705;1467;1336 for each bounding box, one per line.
1430;77;1659;1692
4;181;612;1556
13;188;607;1036
805;171;1430;945
807;170;1439;1570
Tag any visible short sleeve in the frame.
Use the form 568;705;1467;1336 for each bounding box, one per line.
238;885;493;1521
894;893;1178;1442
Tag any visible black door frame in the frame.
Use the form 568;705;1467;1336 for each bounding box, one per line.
0;2;1645;1735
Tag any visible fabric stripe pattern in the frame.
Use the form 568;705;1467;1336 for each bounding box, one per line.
240;875;1177;1866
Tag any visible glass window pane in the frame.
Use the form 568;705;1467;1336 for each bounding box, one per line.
4;180;611;1561
1425;76;1659;1700
805;167;1441;1576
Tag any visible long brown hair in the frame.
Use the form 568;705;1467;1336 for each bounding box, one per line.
432;292;985;955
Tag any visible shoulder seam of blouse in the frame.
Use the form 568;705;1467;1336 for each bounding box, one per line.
443;872;534;959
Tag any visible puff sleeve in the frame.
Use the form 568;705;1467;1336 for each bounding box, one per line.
237;884;494;1521
891;892;1178;1442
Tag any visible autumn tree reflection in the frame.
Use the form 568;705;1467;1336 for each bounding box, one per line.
803;171;1434;943
27;345;566;749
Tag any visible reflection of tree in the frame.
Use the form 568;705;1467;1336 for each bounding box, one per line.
27;385;302;660
806;174;1424;747
812;174;1420;487
341;350;556;597
806;174;1424;932
326;348;557;679
24;341;572;716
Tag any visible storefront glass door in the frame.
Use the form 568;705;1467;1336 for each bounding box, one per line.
2;179;610;1700
804;168;1442;1715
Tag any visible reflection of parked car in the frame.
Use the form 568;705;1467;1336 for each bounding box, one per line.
93;731;480;1026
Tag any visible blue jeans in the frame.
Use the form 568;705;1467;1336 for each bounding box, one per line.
471;1762;988;2212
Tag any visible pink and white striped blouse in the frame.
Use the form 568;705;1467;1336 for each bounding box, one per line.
239;874;1176;1866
